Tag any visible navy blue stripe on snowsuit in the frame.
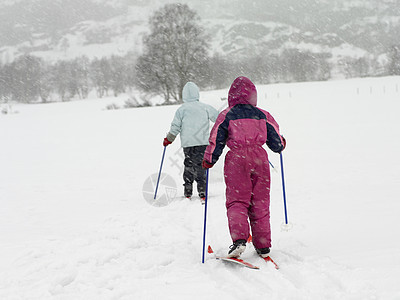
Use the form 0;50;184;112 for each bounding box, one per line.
208;104;284;165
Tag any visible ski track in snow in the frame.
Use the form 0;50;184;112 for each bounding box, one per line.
1;77;400;299
0;203;378;299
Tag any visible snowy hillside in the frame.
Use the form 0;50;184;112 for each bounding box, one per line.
1;0;400;65
1;76;400;299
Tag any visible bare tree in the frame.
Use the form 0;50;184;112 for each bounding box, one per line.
0;64;12;102
71;56;91;99
53;61;73;101
7;55;43;103
388;45;400;76
109;55;128;97
135;3;210;104
90;57;113;98
281;49;330;82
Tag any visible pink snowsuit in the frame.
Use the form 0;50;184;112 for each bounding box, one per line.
204;77;285;250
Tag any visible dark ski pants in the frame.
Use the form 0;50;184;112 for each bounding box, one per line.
183;145;207;197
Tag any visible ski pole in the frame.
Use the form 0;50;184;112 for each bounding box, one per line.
280;152;292;230
154;146;167;200
269;160;278;173
202;169;209;263
269;160;275;169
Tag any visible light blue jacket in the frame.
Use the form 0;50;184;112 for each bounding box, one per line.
167;82;218;148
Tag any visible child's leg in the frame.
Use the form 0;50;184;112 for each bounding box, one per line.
183;147;195;197
193;145;207;197
224;151;252;242
248;156;271;250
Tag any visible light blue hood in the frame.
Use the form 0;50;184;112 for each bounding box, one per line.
182;82;200;103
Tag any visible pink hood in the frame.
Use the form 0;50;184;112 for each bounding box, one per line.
228;76;257;107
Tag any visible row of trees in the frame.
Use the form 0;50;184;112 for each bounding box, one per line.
0;54;137;103
1;3;400;104
0;50;334;104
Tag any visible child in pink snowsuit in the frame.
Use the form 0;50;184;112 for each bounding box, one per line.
202;76;286;258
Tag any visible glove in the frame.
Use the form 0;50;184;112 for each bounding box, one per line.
281;136;286;151
163;137;172;147
202;160;214;169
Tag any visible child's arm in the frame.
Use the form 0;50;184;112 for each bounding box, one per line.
204;109;230;165
168;109;182;139
163;108;182;145
207;105;219;123
266;112;285;153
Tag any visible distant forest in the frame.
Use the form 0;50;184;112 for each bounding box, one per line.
0;47;398;105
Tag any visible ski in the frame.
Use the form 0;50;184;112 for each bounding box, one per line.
208;245;259;269
216;256;260;269
260;255;280;270
247;235;279;269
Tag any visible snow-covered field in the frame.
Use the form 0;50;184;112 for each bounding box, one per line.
1;76;400;299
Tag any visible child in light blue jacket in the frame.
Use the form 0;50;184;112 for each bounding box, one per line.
163;82;218;199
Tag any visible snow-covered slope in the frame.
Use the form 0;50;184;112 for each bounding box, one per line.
0;76;400;299
1;0;399;65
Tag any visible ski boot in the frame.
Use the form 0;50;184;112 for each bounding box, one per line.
227;239;246;258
